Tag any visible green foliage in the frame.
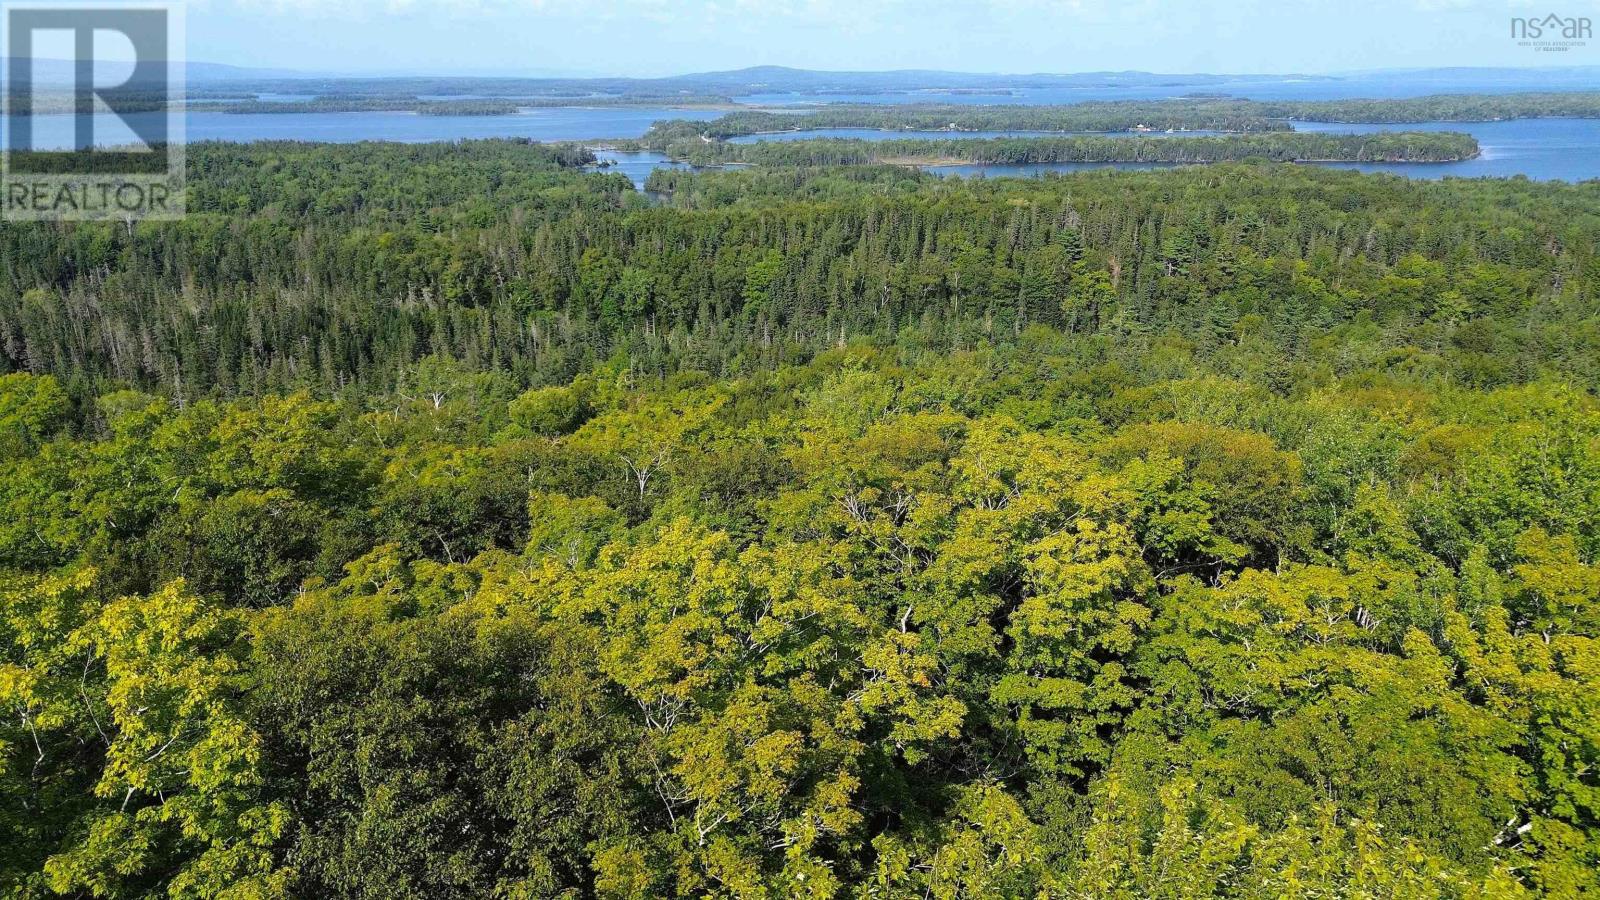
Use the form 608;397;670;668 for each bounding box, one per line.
0;374;69;460
638;92;1600;146
3;140;1600;897
10;145;1600;401
642;130;1479;167
3;572;289;899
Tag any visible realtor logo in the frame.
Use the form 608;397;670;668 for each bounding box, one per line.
2;1;184;220
1511;13;1592;53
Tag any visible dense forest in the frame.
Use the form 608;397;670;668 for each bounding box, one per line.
1263;91;1600;123
184;96;736;115
169;66;1319;105
185;97;528;116
659;104;1292;137
2;138;1599;898
627;131;1479;167
644;93;1600;143
3;138;1552;402
159;88;1600;131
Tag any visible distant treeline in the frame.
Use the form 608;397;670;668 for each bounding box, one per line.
638;92;1600;145
6;138;1574;405
6;136;1600;900
184;95;733;115
515;94;733;108
185;97;525;116
19;88;1598;126
117;67;1320;104
672;103;1294;138
1264;91;1600;123
627;131;1481;166
7;91;169;115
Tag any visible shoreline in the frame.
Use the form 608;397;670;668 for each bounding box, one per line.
878;153;1479;167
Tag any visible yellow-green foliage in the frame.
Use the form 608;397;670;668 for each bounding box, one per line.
4;357;1596;898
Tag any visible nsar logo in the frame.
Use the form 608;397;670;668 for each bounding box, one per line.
1510;13;1592;53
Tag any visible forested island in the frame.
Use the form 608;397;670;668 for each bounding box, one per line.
625;130;1480;166
645;91;1600;143
1266;90;1600;122
663;104;1294;137
154;65;1336;106
187;97;527;116
158;87;1600;132
8;90;170;115
184;95;736;115
1;138;1597;898
166;82;1600;126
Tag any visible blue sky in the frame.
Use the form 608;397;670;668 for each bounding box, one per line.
183;0;1600;76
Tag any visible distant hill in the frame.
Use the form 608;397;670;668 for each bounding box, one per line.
639;65;1328;93
5;61;1598;102
186;61;306;82
161;65;1343;102
0;58;303;88
181;64;1599;102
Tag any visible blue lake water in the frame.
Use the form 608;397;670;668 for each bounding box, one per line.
3;106;721;148
728;119;1600;183
714;119;1600;184
1281;119;1600;180
734;70;1600;107
5;107;1600;186
591;149;697;184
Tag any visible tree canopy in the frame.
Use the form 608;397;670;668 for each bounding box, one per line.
1;138;1598;898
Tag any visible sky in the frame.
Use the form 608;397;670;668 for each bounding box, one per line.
180;0;1600;77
